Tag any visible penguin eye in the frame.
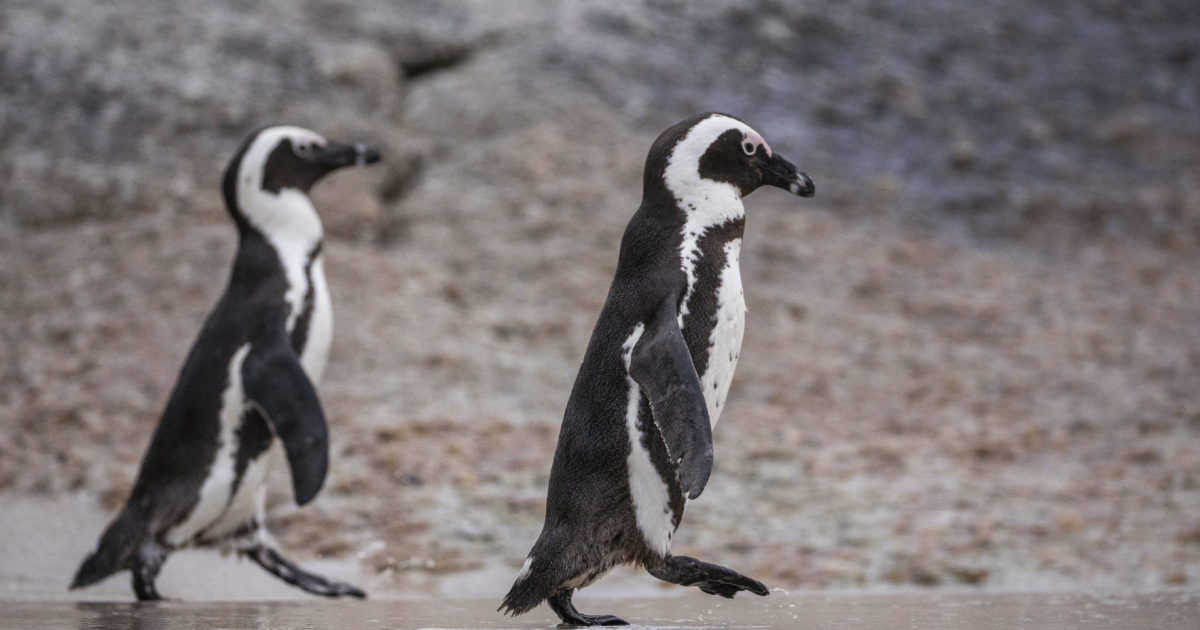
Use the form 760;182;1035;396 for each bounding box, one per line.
742;141;757;156
294;141;313;158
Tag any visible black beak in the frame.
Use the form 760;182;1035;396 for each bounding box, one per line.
317;141;382;171
760;152;815;198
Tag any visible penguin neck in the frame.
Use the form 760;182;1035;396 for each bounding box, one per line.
668;179;745;330
238;188;324;251
233;189;324;333
669;181;745;229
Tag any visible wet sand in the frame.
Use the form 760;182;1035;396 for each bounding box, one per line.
3;592;1198;630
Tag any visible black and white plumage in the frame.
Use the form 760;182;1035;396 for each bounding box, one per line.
70;125;380;601
500;113;814;626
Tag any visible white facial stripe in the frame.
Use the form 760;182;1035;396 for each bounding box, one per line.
742;129;771;157
663;114;759;216
622;323;674;558
236;127;327;333
664;115;753;328
236;126;327;248
237;126;327;196
166;343;252;546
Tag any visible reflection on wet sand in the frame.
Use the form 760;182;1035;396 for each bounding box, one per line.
1;591;1196;630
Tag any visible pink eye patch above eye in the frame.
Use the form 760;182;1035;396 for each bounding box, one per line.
742;130;772;157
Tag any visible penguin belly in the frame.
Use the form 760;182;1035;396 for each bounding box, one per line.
698;239;746;428
197;442;282;547
164;344;278;547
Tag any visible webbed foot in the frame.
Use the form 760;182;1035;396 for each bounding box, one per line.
548;589;628;626
246;544;366;599
646;554;769;598
132;541;169;601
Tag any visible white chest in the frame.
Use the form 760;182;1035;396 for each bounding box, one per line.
697;239;746;428
240;188;330;382
670;173;746;416
297;255;333;383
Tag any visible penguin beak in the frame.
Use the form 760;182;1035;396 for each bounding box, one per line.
759;152;815;198
317;141;382;171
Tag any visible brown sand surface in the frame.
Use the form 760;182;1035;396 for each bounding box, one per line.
3;592;1199;630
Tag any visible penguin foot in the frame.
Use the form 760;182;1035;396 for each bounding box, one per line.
646;555;770;599
548;590;629;626
132;574;163;602
132;541;169;601
246;544;367;599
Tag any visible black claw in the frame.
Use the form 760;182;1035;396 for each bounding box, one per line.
310;580;367;599
133;590;163;602
555;615;629;627
699;581;741;598
341;584;367;599
131;543;169;602
713;573;769;596
548;590;628;626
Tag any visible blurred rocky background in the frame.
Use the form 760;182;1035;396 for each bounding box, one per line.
1;0;1198;597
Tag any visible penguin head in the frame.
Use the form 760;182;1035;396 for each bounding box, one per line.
221;125;381;241
652;113;814;202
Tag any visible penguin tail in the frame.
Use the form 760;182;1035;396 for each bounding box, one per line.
498;555;553;617
70;551;113;590
70;510;141;590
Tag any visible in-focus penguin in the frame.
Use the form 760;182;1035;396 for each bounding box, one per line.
500;113;815;625
70;125;381;600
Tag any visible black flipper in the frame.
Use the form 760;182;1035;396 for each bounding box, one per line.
628;298;714;499
242;334;328;506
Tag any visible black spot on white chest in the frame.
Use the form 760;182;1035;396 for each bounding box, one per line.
679;217;746;426
288;243;321;356
265;237;330;382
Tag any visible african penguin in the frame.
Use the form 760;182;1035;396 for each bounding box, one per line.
500;113;815;626
70;125;381;601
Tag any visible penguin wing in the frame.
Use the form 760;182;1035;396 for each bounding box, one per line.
242;336;329;506
629;299;714;499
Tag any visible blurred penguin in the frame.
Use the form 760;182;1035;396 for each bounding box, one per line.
71;125;381;600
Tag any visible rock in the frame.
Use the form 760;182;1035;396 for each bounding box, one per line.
0;0;414;228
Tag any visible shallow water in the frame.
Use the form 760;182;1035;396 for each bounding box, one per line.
3;592;1198;630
